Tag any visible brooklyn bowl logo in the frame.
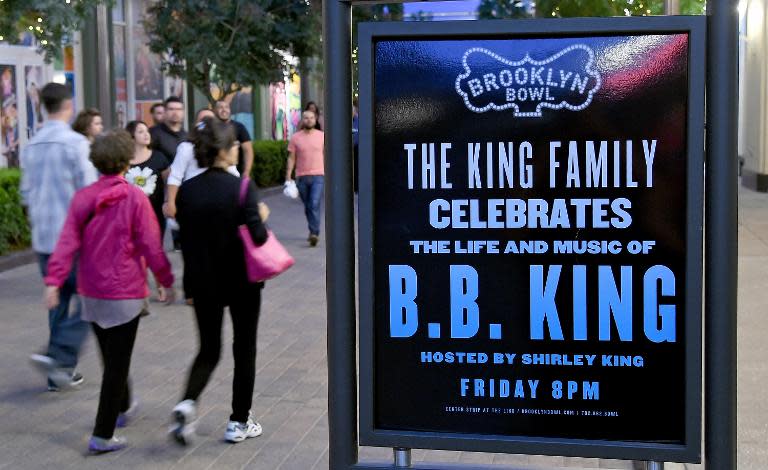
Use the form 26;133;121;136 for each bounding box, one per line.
455;45;601;117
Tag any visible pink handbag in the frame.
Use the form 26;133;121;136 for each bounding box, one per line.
238;178;294;282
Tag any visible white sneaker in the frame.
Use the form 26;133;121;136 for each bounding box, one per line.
30;353;57;372
169;399;197;446
224;414;262;443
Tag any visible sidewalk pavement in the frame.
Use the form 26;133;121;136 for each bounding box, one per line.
0;187;764;469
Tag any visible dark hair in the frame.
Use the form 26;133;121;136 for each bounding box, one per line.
303;102;322;130
72;108;101;137
40;82;72;114
164;96;184;107
190;116;236;168
125;120;149;140
195;107;213;121
90;130;134;175
150;103;164;113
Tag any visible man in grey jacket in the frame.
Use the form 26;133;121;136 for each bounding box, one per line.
20;83;98;391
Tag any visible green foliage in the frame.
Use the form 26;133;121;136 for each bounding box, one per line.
0;0;107;62
680;0;706;14
0;169;31;255
477;0;704;18
409;10;435;21
478;0;530;19
352;4;404;99
145;0;319;105
354;4;404;23
537;0;664;18
251;140;288;188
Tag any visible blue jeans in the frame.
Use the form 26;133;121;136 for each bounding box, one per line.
296;175;324;236
37;254;88;369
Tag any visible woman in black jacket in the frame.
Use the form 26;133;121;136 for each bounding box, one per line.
170;117;268;445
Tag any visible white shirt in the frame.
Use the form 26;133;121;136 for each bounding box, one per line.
167;141;239;186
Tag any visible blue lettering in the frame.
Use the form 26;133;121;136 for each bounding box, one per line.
598;266;633;341
644;265;677;342
530;265;564;340
450;265;480;338
573;265;587;340
389;265;418;337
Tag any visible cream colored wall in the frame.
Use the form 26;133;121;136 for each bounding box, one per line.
743;0;768;175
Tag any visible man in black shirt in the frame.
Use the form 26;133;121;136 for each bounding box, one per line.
150;102;165;126
214;100;253;177
150;96;187;163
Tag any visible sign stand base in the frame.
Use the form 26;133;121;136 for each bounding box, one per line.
393;448;412;467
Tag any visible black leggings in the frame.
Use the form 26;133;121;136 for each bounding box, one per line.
182;288;261;423
92;316;139;439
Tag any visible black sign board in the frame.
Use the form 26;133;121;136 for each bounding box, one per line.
358;17;704;462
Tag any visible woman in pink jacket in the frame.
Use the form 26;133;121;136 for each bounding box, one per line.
44;130;175;454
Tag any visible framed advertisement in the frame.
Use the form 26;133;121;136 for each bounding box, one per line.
0;64;19;167
358;16;705;462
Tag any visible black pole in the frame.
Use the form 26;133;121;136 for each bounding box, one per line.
324;1;358;469
705;0;738;468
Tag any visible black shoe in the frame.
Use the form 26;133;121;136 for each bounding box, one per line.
309;234;319;247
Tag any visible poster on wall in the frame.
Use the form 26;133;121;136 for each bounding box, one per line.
133;0;163;101
53;44;78;115
113;24;128;128
269;74;303;141
135;102;155;123
24;66;44;139
270;81;288;140
359;18;704;462
166;75;183;99
287;73;302;135
0;65;19;167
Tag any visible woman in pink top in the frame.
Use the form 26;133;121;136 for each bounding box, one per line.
44;130;175;454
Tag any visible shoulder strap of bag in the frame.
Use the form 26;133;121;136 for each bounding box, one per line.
239;177;250;207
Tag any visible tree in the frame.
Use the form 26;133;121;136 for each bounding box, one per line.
351;4;403;98
408;10;435;21
478;0;705;18
0;0;106;62
478;0;530;19
536;0;664;18
145;0;319;105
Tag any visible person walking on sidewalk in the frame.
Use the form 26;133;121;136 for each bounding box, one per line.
72;108;103;143
150;96;187;250
126;120;171;302
170;117;268;445
20;82;98;391
214;99;254;177
43;130;175;454
304;101;323;130
149;96;187;163
163;108;239;305
285;109;324;247
163;108;240;220
150;102;165;127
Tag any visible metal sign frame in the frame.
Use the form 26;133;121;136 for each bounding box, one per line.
357;16;705;463
323;2;737;470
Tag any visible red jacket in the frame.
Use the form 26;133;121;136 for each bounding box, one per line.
45;175;173;298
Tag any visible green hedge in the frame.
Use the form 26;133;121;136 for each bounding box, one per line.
251;140;288;188
0;169;31;255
